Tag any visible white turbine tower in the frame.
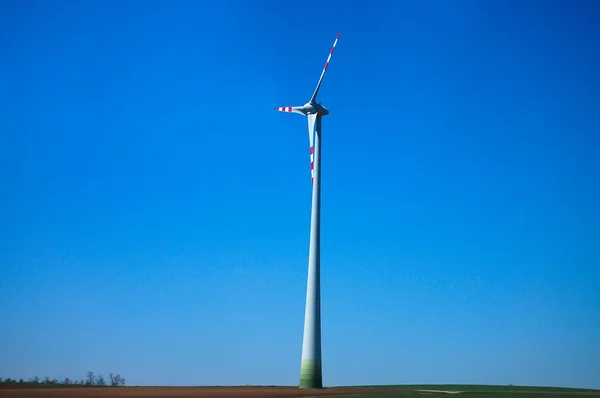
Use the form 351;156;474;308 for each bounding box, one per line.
275;32;340;390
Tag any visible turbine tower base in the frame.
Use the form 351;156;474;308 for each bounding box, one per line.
299;360;322;389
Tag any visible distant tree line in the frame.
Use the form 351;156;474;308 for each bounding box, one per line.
0;371;125;387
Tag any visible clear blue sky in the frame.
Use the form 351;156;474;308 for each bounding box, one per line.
1;0;599;389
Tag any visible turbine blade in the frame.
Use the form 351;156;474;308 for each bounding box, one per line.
309;32;340;104
307;114;317;185
276;106;305;115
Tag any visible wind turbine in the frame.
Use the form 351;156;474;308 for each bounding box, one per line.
275;32;340;390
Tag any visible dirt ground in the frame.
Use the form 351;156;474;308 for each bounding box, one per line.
0;386;409;398
2;386;599;398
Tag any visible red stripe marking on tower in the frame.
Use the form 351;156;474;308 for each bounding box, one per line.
311;162;314;170
287;107;292;112
310;146;314;154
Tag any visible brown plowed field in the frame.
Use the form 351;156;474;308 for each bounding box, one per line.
2;387;599;398
0;386;408;398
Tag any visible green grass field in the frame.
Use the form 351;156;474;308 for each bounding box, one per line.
332;384;600;398
352;385;600;392
335;395;595;398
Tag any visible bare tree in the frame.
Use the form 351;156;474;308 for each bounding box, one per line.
112;374;125;387
96;374;106;386
109;373;125;387
86;371;95;386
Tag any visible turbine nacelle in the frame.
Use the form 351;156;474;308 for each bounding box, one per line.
302;102;329;116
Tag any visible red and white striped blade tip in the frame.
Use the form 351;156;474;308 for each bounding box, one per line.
276;106;294;112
